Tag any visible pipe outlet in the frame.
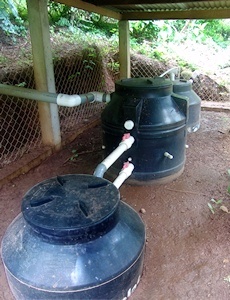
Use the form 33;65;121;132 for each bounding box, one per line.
164;152;174;159
113;162;134;189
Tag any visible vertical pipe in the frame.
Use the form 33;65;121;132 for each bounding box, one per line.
26;0;61;149
113;162;134;189
119;20;130;79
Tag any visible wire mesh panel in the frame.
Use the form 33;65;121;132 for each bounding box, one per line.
130;53;230;102
131;53;171;78
192;74;230;102
0;41;42;169
53;46;108;136
0;39;113;169
0;95;41;169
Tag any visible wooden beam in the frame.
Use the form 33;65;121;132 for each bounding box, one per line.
84;0;217;5
119;20;130;79
52;0;121;19
27;0;61;149
121;9;230;20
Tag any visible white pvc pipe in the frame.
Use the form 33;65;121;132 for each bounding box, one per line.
164;152;174;159
57;94;83;107
56;92;111;107
93;134;135;178
160;67;180;81
0;84;111;107
102;135;134;170
113;162;134;189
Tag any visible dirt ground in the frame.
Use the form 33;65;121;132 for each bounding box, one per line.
0;110;230;300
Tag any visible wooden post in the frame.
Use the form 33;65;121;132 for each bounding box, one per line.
119;20;130;79
26;0;61;149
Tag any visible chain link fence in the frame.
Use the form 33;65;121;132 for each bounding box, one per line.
0;35;229;172
131;53;230;102
0;41;40;169
0;36;114;170
53;45;109;134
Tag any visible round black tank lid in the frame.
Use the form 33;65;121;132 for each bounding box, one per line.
116;77;172;90
21;174;120;243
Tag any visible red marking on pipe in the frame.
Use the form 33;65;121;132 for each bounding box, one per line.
122;162;130;169
122;133;130;141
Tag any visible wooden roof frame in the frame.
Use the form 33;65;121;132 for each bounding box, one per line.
56;0;121;19
54;0;230;20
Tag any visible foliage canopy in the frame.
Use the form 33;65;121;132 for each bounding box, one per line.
1;0;230;49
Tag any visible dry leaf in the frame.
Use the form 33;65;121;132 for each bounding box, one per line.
220;205;229;213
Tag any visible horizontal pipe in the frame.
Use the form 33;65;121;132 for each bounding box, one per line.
0;84;111;107
89;91;111;103
57;92;110;107
0;84;58;103
56;93;94;107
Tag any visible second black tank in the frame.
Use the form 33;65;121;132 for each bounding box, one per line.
101;77;188;184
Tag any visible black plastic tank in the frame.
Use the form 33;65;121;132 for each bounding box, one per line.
173;79;201;133
101;77;188;184
1;174;145;300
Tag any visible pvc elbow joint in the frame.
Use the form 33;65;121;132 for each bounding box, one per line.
93;163;107;178
57;94;82;107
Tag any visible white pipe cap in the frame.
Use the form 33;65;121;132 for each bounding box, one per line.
124;120;134;130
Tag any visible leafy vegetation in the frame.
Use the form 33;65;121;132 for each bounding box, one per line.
207;169;230;215
207;198;223;214
1;0;230;76
1;0;230;48
0;0;26;38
